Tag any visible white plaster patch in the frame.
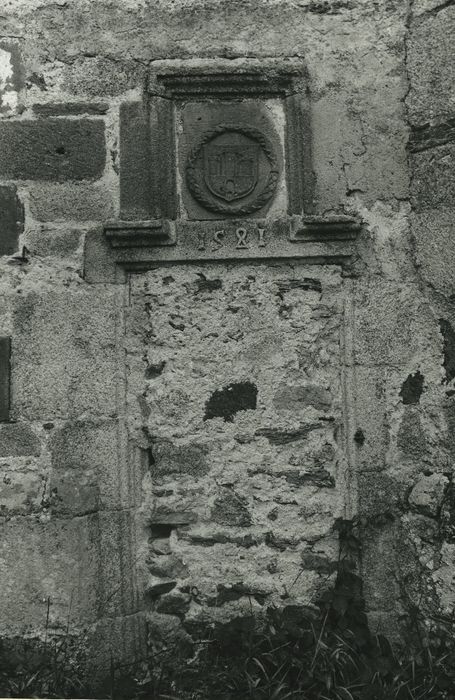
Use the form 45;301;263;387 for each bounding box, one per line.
0;47;18;115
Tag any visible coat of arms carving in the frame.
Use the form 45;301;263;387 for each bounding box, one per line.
186;124;279;216
204;144;259;202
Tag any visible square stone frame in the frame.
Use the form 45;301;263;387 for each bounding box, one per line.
148;59;314;221
119;59;314;224
98;59;361;272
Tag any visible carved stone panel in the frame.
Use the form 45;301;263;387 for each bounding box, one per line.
180;101;285;220
100;60;361;269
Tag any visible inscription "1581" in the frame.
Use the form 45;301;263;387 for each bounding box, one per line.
198;227;266;251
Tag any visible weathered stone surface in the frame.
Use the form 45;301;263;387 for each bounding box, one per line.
49;472;100;517
408;473;449;517
361;522;402;614
0;509;135;627
147;612;193;657
396;409;428;463
6;1;405;89
83;227;125;285
0;0;451;677
255;424;324;444
412;0;453;16
410;144;455;210
283;467;335;488
312;84;409;208
354;280;436;367
442;398;455;464
150;537;172;556
0;120;105;181
49;419;126;511
145;579;176;598
33;102;109;116
149;96;177;220
431;542;455;615
411;210;455;297
211;491;252;527
273;383;332;412
63;57;146;97
0;337;11;422
353;367;388;473
29;182;114;222
300;551;337;574
149;511;197;527
12;286;120;420
125;263;343;637
0;470;45;515
358;472;403;518
119;101;152;221
147;554;189;579
0;185;24;256
156;590;191;617
404;512;439;543
0;516;100;633
86;613;147;691
440;319;455;385
25;226;84;259
409;117;455;153
0;422;41;457
206;581;271;607
92;510;140;618
0;40;23;117
407;5;455;124
151;439;210;478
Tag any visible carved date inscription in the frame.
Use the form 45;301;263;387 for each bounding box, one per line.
197;226;267;252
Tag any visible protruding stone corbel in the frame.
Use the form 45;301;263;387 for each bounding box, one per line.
290;215;362;242
104;220;176;248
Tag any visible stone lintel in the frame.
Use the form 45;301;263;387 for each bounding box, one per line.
102;215;361;266
149;59;307;99
154;73;294;98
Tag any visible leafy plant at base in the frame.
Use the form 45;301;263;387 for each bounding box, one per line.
0;634;90;699
3;519;455;699
140;518;455;699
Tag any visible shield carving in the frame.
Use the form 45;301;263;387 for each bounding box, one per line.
203;144;259;202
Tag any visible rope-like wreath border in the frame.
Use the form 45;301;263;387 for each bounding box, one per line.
186;123;279;216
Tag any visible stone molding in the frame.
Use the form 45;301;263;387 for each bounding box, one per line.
102;214;361;269
291;215;362;241
151;71;297;98
149;59;306;99
101;60;361;274
117;59;315;226
104;219;175;248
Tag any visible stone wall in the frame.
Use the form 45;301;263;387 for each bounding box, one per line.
127;263;348;649
0;0;453;686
